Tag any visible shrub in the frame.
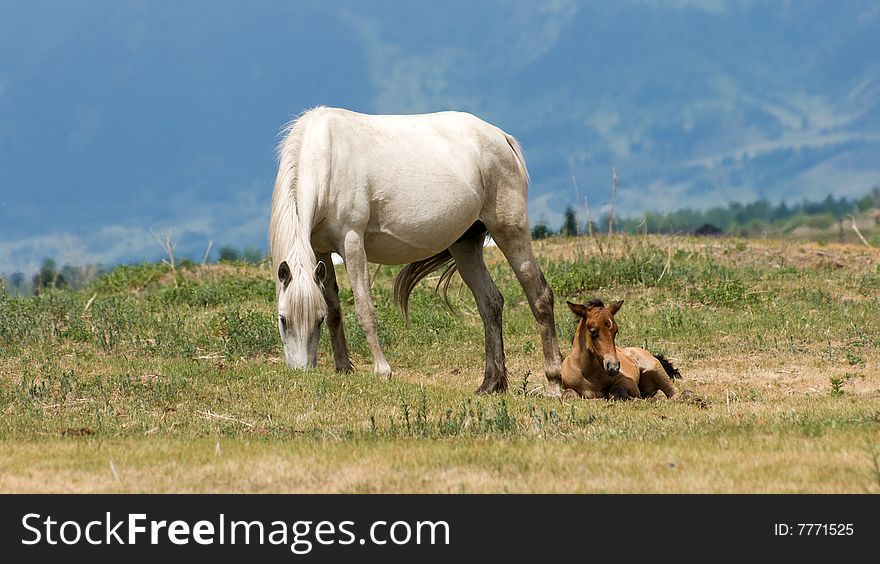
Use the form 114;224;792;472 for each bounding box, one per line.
91;263;167;295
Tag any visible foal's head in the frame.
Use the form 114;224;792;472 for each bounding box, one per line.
275;259;328;370
567;299;624;376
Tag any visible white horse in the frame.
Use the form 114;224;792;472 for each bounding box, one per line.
269;107;563;395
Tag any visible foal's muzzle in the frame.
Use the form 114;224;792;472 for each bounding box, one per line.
604;360;621;377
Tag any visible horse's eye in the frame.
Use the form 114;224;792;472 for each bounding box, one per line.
279;315;287;329
589;328;599;338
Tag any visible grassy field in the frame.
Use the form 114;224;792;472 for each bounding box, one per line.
1;235;878;493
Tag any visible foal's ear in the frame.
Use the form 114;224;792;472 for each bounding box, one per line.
314;260;328;285
566;301;589;318
278;261;292;287
609;300;624;315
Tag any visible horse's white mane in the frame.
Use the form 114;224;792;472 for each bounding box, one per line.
270;106;325;270
269;107;327;320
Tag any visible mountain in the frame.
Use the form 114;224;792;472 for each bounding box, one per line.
1;0;878;273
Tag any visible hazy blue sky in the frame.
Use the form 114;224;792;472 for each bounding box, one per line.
1;0;878;273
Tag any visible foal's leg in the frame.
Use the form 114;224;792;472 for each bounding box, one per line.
316;252;353;373
341;231;392;378
486;225;564;398
633;350;677;399
448;237;507;394
636;375;660;398
608;378;640;400
641;368;677;399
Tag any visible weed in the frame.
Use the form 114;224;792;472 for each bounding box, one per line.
846;351;864;366
91;263;168;295
220;307;277;358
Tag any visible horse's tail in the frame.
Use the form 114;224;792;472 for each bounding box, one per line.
392;221;487;324
503;132;530;185
653;353;681;380
393;251;457;325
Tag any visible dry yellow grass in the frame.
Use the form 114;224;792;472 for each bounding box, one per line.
1;432;876;493
1;236;878;493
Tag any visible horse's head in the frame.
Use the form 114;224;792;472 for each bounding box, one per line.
567;299;623;377
275;259;328;370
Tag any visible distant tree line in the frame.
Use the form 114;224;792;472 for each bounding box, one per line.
0;258;104;296
217;245;265;264
1;244;268;297
532;187;880;239
4;187;878;296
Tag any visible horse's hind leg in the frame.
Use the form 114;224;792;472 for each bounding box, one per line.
449;236;507;394
341;231;392;378
316;252;353;373
485;216;564;397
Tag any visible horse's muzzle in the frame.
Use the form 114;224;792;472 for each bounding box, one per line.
284;352;318;371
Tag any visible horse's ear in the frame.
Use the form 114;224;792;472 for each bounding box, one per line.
609;300;624;315
567;301;588;318
278;261;292;287
314;260;327;285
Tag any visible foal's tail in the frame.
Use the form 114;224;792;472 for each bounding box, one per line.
392;221;487;324
653;353;681;380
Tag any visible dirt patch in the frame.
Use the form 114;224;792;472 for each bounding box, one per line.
61;427;95;437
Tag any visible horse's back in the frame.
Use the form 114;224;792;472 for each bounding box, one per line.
295;108;527;263
299;107;519;174
310;106;498;134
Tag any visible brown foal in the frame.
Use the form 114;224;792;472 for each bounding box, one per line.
561;299;680;400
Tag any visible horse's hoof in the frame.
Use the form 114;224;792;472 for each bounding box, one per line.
562;389;580;400
374;361;392;380
544;377;563;399
475;379;506;395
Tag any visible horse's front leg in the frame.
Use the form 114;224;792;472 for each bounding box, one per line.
316;252;353;373
341;231;392;378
